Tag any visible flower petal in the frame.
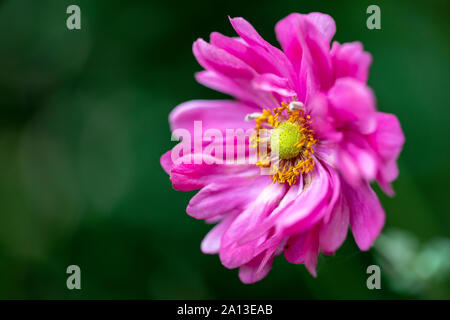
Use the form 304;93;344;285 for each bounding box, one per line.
193;38;256;80
344;181;385;251
210;32;279;75
369;113;404;162
306;13;336;44
236;160;339;246
275;13;334;98
275;160;338;236
170;154;256;191
327;77;377;134
238;251;274;284
331;41;372;83
229;17;297;91
369;112;405;195
219;182;288;268
160;149;174;174
319;194;349;254
337;140;378;186
169;100;256;134
307;93;343;142
187;175;269;220
201;214;236;254
252;73;296;97
195;71;275;107
284;227;320;277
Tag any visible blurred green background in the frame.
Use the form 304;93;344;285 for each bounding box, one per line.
0;0;448;299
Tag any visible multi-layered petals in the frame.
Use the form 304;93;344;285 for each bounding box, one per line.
275;13;335;100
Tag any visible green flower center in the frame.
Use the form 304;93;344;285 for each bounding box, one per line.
270;121;302;160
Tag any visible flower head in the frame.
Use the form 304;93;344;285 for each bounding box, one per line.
161;13;404;283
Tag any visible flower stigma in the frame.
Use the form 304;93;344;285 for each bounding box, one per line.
270;121;303;160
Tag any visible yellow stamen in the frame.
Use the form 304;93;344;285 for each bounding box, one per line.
253;101;317;186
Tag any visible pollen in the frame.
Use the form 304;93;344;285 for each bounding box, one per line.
251;101;317;186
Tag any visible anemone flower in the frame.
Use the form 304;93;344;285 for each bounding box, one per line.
161;13;404;283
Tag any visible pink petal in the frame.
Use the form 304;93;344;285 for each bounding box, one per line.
352;145;377;181
170;154;256;191
344;181;385;251
369;112;405;195
338;141;377;186
321;163;342;224
201;214;236;254
237;160;339;244
228;17;297;92
275;13;334;98
210;32;279;75
275;14;304;75
284;227;320;277
369;112;405;162
275;160;338;236
193;38;256;80
233;176;305;245
307;93;343;142
187;175;269;220
376;160;398;196
327;77;377;134
160;149;174;174
219;182;288;268
337;148;362;187
305;13;336;44
331;41;372;83
252;73;296;97
238;251;274;284
169;100;256;134
319;194;349;254
195;71;274;107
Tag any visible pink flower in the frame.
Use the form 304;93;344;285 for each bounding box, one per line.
160;13;405;283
